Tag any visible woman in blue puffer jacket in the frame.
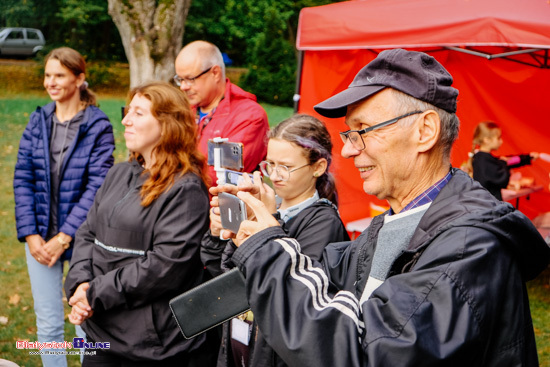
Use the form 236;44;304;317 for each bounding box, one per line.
13;47;115;367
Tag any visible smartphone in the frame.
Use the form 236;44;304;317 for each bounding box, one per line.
224;170;254;186
207;140;244;171
218;192;247;233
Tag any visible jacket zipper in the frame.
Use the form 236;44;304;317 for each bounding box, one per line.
108;171;140;226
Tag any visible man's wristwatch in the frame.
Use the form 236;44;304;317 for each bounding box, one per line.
56;235;71;250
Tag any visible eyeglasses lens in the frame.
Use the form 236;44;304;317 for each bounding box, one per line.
340;131;364;150
260;162;290;181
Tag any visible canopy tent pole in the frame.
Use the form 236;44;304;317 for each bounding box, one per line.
445;46;542;59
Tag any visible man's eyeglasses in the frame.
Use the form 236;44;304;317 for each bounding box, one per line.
339;110;423;151
260;161;310;181
173;66;213;87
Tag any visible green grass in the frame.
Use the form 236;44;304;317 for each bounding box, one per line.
262;104;295;126
0;95;291;366
527;267;550;366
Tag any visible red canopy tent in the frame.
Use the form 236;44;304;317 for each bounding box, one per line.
295;0;550;224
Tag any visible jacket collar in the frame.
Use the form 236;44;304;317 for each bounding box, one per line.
39;102;105;134
407;168;548;280
214;79;258;117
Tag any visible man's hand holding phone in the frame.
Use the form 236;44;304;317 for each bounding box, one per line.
210;172;280;241
209;184;239;239
238;171;277;214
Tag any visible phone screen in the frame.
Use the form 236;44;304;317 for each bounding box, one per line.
224;170;254;186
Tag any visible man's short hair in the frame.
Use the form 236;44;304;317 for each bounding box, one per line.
390;89;459;159
197;42;225;78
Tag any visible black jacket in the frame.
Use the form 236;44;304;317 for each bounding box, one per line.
472;151;532;200
201;199;350;367
65;161;210;361
232;169;549;367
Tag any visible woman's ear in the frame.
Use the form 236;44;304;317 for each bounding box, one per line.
417;110;440;153
76;73;85;88
313;158;328;178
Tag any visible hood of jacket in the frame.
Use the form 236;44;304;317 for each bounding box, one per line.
412;168;549;281
40;102;110;138
224;78;257;102
212;79;258;116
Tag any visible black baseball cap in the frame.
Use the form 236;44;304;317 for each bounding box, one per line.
314;48;459;118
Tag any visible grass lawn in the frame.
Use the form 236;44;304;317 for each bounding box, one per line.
0;95;548;366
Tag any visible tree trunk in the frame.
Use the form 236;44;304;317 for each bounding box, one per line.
107;0;191;88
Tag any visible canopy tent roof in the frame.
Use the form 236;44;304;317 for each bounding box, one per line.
298;0;550;70
298;0;550;51
295;0;550;224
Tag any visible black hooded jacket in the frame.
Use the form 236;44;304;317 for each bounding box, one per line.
231;169;549;367
472;151;533;200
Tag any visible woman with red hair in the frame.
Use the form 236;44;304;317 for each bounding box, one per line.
65;81;215;366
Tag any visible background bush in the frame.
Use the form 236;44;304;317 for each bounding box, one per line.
239;7;297;106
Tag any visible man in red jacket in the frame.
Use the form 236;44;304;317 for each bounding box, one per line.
175;41;269;184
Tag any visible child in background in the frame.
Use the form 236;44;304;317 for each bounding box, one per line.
465;121;539;200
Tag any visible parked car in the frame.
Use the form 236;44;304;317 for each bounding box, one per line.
0;27;45;57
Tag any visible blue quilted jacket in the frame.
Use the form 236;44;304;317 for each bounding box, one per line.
14;102;115;260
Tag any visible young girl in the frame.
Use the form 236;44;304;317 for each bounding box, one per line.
13;47;115;367
201;114;349;367
466;121;539;200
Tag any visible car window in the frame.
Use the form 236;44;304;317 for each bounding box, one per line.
7;30;24;40
27;30;40;40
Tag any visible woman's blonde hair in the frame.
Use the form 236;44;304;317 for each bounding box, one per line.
45;47;97;107
462;121;501;176
126;81;209;206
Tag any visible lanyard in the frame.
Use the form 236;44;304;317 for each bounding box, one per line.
197;107;217;139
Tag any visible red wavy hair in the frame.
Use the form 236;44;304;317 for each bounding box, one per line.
125;81;210;206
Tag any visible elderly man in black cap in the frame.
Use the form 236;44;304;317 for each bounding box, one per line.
221;49;549;366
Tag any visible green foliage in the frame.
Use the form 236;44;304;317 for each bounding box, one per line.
57;0;111;26
184;0;337;65
239;10;297;106
235;2;298;106
184;0;339;106
85;62;130;95
183;0;247;65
